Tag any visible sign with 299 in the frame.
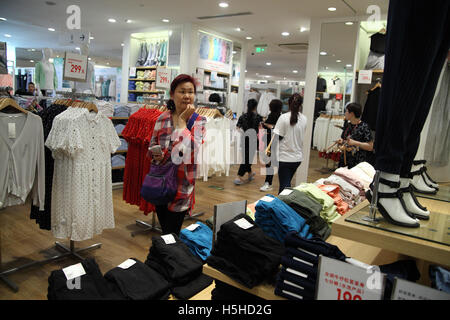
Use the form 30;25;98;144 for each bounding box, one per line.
63;52;88;82
156;67;172;90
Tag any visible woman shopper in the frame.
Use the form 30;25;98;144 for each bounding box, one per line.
234;99;263;185
337;102;374;169
149;74;206;236
260;99;282;191
272;93;307;194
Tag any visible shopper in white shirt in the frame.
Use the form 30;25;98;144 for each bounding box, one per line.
272;93;307;194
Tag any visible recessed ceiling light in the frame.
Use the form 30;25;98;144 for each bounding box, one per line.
300;27;307;32
345;21;354;25
48;27;55;32
121;43;124;47
320;51;327;56
293;70;298;73
266;62;272;66
232;51;236;54
325;67;329;70
235;27;242;32
125;19;132;23
0;18;7;21
256;73;259;75
30;60;34;63
246;36;252;40
245;70;247;72
281;32;290;36
108;18;116;23
88;57;91;60
346;64;352;67
219;2;229;8
75;47;80;50
162;19;170;23
336;59;342;63
328;7;337;11
4;34;11;38
265;75;271;78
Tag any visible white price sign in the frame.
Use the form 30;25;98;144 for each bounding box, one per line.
316;256;386;300
156;67;172;89
63;52;88;82
358;70;373;84
391;278;450;300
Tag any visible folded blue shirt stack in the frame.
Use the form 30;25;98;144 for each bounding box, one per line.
117;138;128;151
114;105;131;117
179;222;213;262
111;155;126;167
255;194;313;243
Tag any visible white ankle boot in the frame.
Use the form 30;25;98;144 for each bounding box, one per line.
400;178;430;220
410;165;437;194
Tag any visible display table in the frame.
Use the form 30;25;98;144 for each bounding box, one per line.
202;264;287;300
332;198;450;284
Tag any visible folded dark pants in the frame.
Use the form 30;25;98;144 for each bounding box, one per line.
211;280;264;301
277;267;317;292
206;214;285;288
284;232;347;262
48;258;124;300
104;258;170;300
145;234;212;299
275;278;315;300
278;188;331;240
379;260;421;300
281;256;318;280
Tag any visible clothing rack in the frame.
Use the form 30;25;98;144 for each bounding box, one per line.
315;111;343;174
0;96;102;292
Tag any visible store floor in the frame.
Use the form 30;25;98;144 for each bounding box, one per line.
0;150;444;299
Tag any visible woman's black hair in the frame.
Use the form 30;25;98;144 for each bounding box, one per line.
269;99;282;115
346;102;362;118
208;93;221;104
247;98;258;114
288;93;303;125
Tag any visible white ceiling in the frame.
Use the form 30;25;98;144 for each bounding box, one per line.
0;0;389;80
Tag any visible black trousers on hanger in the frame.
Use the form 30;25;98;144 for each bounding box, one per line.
374;0;450;176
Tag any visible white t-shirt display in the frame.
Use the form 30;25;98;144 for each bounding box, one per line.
42;62;55;90
273;112;307;162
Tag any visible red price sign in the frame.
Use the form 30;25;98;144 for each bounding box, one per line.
336;288;362;300
156;67;172;90
70;63;84;74
64;52;88;81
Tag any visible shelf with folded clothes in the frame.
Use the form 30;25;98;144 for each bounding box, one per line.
109;116;129;120
113;150;128;154
128;78;156;81
356;69;384;73
128;90;165;93
135;66;158;70
112;165;126;170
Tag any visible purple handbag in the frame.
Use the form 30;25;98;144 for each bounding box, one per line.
140;112;199;205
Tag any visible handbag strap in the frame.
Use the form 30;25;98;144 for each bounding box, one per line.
187;112;199;131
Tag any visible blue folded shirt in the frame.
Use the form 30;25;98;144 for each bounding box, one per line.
179;222;213;261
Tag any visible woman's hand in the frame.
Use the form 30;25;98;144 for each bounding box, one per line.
178;104;195;127
347;138;358;147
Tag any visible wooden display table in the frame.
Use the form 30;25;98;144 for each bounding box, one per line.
202;264;287;300
332;198;450;284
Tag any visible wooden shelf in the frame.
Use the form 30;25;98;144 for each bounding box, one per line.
129;78;156;81
112;165;125;170
135;66;157;70
201;69;230;77
356;69;384;73
202;264;286;300
113;150;128;154
203;85;227;91
109;117;129;120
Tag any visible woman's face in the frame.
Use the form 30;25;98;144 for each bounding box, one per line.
345;108;352;121
171;81;195;113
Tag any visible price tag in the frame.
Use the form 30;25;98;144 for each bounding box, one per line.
129;67;136;77
279;189;293;196
186;223;200;232
358;70;373;84
392;278;450;300
161;234;176;245
8;123;15;139
316;255;386;300
118;259;137;270
260;196;274;202
156;67;172;90
63;263;86;280
234;217;254;229
63;52;88;82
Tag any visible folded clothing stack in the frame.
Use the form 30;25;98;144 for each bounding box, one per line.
135;81;144;91
211;280;265;301
294;184;340;224
206;214;285;289
114;124;126;135
128;93;137;102
277;188;331;240
179;222;213;261
117;138;128;151
104;258;170;300
145;234;213;299
111;155;125;167
113;105;131;117
47;258;124;300
128;81;136;90
274;232;347;301
255;194;313;243
317;184;349;215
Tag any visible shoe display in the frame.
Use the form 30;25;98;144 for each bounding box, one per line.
399;178;430;220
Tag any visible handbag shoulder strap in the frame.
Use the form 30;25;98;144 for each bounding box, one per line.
187;112;199;131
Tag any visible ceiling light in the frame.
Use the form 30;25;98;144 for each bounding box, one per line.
107;62;110;65
265;75;271;78
266;62;272;66
56;55;59;58
125;19;132;23
30;60;34;63
48;27;55;32
162;19;170;23
328;7;337;11
256;73;259;75
108;18;116;23
219;2;229;8
235;27;242;32
281;32;290;36
345;22;354;25
232;51;236;54
121;43;124;47
48;58;54;63
320;51;327;56
300;27;307;32
346;64;352;67
88;57;91;60
325;67;329;70
4;34;11;38
75;47;80;50
0;18;7;21
336;59;342;63
245;70;247;73
90;37;94;40
246;36;252;40
292;70;298;73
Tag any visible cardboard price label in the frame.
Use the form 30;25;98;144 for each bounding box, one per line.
63;52;88;82
358;70;373;84
156;67;172;89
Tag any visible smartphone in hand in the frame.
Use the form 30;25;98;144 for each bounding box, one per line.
147;145;163;163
